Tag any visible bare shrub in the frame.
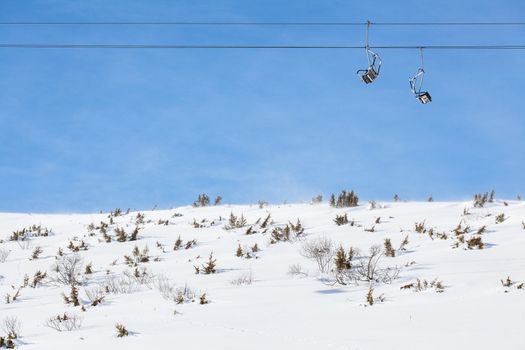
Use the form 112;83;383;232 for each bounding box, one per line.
230;271;254;286
84;287;105;306
16;240;32;250
175;284;196;304
102;274;140;294
363;225;375;233
288;263;308;277
2;316;22;339
52;254;83;286
5;287;22;304
124;267;155;286
300;237;335;274
45;313;82;332
400;278;445;293
154;275;177;301
495;213;506;224
0;248;10;263
335;245;400;285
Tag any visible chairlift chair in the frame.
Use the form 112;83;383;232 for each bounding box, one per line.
409;49;432;104
357;21;381;84
409;68;432;104
357;49;381;84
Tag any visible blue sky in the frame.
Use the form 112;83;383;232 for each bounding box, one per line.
1;0;524;212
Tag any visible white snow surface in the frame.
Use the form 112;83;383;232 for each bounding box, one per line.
0;201;524;350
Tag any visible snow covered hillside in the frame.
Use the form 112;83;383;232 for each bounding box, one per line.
0;199;524;349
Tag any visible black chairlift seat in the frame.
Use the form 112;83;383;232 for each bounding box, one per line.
415;91;432;104
359;67;378;84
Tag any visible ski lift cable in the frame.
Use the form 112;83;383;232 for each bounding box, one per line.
2;21;525;26
1;44;525;50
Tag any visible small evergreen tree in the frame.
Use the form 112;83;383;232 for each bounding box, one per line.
235;244;243;257
384;238;395;257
